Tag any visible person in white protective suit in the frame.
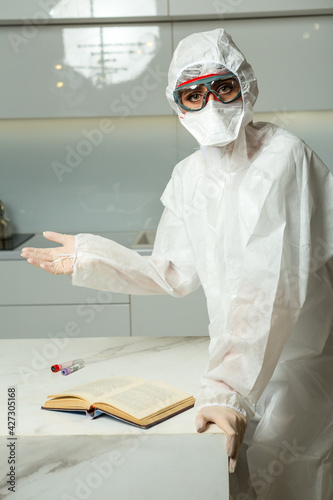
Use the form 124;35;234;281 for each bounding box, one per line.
21;28;333;499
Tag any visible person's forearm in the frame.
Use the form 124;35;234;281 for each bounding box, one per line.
71;233;198;297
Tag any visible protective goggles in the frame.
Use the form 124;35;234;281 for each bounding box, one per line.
173;72;242;112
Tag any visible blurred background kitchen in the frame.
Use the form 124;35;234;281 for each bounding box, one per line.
1;0;332;339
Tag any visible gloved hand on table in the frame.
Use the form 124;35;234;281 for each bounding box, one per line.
21;231;75;275
195;405;247;474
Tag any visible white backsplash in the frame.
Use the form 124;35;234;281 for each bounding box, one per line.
0;115;178;233
1;110;332;234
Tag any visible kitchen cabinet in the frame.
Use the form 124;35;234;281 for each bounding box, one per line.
0;304;130;339
0;246;209;339
2;15;332;118
131;287;209;337
0;260;209;339
169;0;333;18
0;261;126;305
1;0;331;23
0;261;130;338
0;23;172;119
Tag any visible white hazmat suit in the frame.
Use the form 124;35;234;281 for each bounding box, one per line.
71;29;333;499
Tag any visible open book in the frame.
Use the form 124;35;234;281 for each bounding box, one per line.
42;376;195;428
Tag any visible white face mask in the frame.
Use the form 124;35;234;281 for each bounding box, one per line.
180;100;244;147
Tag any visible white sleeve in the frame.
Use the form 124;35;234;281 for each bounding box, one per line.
71;173;200;297
195;146;333;420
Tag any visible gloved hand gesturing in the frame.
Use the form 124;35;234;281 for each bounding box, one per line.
21;231;75;275
195;405;247;474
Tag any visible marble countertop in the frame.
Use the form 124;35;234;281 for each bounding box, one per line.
0;336;217;437
0;337;228;500
0;231;152;261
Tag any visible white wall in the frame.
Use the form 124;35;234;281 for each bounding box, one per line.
0;116;177;233
0;8;332;234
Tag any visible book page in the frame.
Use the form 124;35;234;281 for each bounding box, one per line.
47;377;144;402
98;381;193;420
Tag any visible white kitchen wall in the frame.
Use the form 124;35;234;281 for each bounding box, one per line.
0;116;177;233
1;109;332;234
0;11;332;234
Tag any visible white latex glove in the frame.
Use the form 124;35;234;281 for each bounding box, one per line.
195;406;247;474
21;231;75;275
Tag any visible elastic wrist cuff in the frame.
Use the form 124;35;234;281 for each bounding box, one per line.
196;402;247;419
